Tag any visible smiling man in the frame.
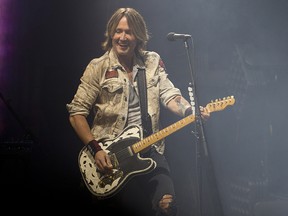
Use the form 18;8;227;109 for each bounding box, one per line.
66;7;210;216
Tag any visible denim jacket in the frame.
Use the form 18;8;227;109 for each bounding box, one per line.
66;49;182;154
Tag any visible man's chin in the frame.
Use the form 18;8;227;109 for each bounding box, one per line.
117;50;129;56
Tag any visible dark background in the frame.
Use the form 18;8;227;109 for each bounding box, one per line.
1;0;288;215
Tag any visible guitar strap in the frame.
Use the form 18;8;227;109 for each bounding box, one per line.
137;67;153;138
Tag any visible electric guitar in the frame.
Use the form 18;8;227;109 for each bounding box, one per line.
78;96;235;199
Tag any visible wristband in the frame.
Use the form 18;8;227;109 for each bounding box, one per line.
87;140;102;157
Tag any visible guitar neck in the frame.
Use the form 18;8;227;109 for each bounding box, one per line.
131;114;196;153
131;96;235;154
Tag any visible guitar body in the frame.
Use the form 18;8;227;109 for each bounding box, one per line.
78;124;157;199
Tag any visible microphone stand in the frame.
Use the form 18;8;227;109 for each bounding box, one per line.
181;38;224;216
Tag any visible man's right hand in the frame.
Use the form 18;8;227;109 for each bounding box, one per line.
95;150;113;173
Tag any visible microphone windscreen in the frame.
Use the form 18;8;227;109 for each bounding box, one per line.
166;32;176;41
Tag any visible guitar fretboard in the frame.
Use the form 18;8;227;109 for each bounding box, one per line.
132;114;195;153
131;96;235;153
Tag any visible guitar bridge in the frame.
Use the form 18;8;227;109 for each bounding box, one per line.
98;170;123;188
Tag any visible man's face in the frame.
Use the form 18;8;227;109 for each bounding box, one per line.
112;16;137;59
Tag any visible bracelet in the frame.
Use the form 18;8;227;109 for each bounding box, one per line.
87;140;102;157
184;107;193;117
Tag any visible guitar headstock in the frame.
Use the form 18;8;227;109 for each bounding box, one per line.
206;96;235;113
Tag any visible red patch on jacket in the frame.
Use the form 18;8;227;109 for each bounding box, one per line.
105;69;118;79
159;59;166;68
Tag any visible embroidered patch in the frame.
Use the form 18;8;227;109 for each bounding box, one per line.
105;69;118;79
159;59;166;69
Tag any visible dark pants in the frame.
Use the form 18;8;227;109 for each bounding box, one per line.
92;147;177;216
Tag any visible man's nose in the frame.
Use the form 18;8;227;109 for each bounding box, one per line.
120;32;127;40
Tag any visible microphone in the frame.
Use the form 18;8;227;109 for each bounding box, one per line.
167;32;191;41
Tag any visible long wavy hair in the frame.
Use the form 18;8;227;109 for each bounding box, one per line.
101;8;150;56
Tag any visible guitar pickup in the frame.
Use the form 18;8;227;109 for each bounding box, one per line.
109;153;119;168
